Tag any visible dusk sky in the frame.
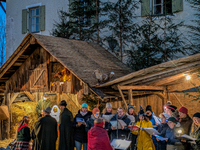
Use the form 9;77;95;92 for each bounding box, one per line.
0;2;6;25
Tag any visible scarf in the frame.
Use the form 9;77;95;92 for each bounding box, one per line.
80;111;88;116
118;114;125;120
18;124;29;131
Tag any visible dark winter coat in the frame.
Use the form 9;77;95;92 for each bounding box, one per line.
85;115;95;132
165;127;180;145
108;114;131;141
190;125;200;150
16;125;31;142
59;108;74;150
73;110;92;143
34;115;58;150
157;123;169;150
88;126;113;150
104;112;112;130
179;115;193;135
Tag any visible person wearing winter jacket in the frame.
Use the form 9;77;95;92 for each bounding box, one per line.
108;107;131;141
165;117;184;150
166;105;179;120
85;108;100;132
73;103;92;150
156;113;170;150
146;105;158;150
127;105;137;150
103;103;113;138
88;118;113;150
189;112;200;150
132;108;154;150
178;106;193;150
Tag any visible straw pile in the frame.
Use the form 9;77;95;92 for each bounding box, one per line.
11;101;38;138
0;138;14;148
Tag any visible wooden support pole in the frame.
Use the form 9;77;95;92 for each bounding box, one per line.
128;89;133;105
57;93;60;105
118;85;128;111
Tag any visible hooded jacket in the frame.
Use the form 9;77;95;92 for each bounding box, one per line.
87;126;113;150
132;120;154;150
73;110;92;143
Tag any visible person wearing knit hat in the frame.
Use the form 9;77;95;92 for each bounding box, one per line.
146;105;158;149
87;118;113;150
103;102;112;115
73;102;92;150
85;108;100;132
178;106;193;136
164;117;184;150
189;112;200;150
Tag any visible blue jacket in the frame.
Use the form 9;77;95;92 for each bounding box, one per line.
165;127;180;145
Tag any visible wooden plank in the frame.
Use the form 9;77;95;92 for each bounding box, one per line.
84;83;89;95
118;85;128;111
62;93;80;111
24;91;35;102
66;81;71;93
119;85;165;91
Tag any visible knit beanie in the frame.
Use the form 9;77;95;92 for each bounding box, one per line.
128;105;135;110
138;106;145;116
178;106;188;115
106;103;112;108
167;105;177;112
146;105;152;112
92;108;100;115
193;112;200;118
81;103;88;109
168;117;178;124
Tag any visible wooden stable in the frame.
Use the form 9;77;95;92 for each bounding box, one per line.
0;33;131;139
96;53;200;116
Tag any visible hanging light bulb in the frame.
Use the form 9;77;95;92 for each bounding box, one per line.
186;75;191;80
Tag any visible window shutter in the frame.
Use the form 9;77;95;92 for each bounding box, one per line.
141;0;151;17
172;0;183;13
22;9;27;34
39;5;45;31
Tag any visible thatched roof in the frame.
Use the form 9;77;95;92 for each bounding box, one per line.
0;33;132;87
97;53;200;88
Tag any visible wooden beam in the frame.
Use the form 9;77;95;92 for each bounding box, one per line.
119;85;165;91
62;93;80;111
24;91;35;102
118;85;128;111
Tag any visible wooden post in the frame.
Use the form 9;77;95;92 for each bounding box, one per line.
128;89;133;105
118;85;128;111
57;93;60;105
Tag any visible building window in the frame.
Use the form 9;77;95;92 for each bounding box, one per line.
29;7;39;33
153;0;172;15
22;5;45;34
141;0;183;17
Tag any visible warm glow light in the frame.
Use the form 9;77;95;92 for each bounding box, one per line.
186;75;191;80
178;130;182;134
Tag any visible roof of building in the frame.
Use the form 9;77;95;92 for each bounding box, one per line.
0;33;132;87
97;52;200;88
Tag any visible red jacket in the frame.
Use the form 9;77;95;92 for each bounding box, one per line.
88;126;113;150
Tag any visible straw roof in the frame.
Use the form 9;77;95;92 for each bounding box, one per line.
0;33;132;87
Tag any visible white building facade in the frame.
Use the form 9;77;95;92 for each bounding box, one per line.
6;0;198;60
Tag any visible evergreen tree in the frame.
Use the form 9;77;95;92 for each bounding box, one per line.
103;0;139;61
128;1;186;71
187;0;200;54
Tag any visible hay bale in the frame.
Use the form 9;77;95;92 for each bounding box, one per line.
10;102;37;138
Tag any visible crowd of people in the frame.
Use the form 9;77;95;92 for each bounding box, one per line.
10;93;200;150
